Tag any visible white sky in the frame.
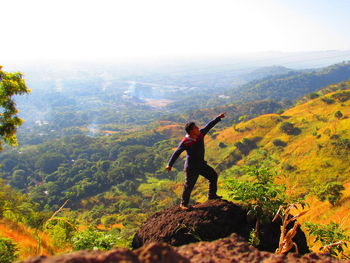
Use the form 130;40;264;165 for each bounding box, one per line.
1;0;350;60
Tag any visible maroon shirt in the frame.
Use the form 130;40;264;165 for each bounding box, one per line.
167;116;221;170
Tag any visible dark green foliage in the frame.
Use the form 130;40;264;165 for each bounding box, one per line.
0;129;171;208
334;110;343;119
331;137;350;150
306;81;350;104
217;153;242;171
272;139;287;147
331;91;350;102
118;180;137;195
282;163;296;171
280;122;294;134
321;97;335;104
0;237;18;263
35;153;67;174
309;92;320;99
279;122;300;135
218;142;227;148
234;138;257;155
305;222;350;257
9;169;28;189
313;182;345;206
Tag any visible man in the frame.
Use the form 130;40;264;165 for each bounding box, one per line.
166;112;226;210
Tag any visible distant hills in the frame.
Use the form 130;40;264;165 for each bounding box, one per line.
226;61;350;102
165;61;350;111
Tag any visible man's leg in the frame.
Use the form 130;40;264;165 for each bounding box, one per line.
181;169;199;207
199;163;220;199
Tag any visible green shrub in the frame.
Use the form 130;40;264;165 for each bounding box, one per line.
305;222;350;258
45;218;77;248
225;166;299;245
331;91;350;102
272;139;287;147
0;237;18;263
309;92;320;99
313;182;345;206
280;122;300;135
225;166;287;220
234;138;257;155
321;97;335;104
71;228;120;251
334;110;343;119
331;138;350;150
218;142;227;148
282;163;296;171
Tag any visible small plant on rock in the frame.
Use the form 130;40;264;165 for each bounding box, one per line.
225;166;287;241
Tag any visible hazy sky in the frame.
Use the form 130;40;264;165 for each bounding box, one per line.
1;0;350;60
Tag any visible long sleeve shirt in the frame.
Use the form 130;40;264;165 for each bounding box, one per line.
167;116;221;170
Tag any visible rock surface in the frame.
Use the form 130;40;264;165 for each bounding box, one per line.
132;199;309;254
23;234;349;263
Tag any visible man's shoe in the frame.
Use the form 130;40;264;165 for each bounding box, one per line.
208;195;223;200
179;204;189;210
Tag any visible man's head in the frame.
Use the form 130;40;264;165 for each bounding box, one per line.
185;122;200;136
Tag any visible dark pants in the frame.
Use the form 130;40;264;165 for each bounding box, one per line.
181;163;218;206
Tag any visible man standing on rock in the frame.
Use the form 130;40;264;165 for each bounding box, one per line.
166;112;226;210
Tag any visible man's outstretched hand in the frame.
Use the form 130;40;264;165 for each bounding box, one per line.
166;165;172;172
218;112;227;118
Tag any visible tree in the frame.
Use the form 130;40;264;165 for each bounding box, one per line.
35;153;67;174
0;66;31;150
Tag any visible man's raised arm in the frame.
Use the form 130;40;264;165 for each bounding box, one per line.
200;112;226;135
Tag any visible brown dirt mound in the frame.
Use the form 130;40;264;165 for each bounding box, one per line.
175;234;348;263
132;199;309;254
22;234;349;263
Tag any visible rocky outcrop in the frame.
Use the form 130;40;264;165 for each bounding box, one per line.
132;199;309;254
25;200;345;263
23;234;349;263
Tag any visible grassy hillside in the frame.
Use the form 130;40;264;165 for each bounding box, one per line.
197;81;350;252
210;83;350;188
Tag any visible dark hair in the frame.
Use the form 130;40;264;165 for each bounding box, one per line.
185;122;196;134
